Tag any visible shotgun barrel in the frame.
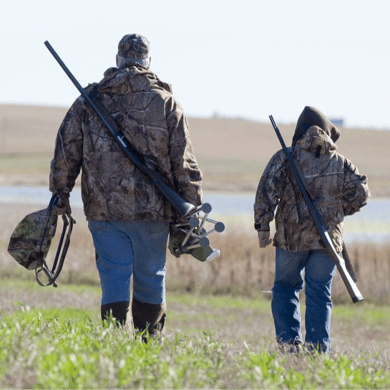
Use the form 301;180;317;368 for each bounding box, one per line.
44;40;195;217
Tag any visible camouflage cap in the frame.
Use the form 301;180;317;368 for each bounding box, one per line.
118;34;150;59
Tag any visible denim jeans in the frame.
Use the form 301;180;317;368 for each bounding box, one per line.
271;247;336;353
88;220;169;306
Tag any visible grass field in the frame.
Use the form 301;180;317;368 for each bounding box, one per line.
1;104;390;388
1;104;390;195
1;203;390;388
1;203;390;304
1;280;390;389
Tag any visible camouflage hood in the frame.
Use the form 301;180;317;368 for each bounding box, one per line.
292;106;340;146
8;196;58;270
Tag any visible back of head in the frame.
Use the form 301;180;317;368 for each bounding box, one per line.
292;106;340;146
116;34;150;69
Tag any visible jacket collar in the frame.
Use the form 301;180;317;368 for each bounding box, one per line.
295;125;337;155
96;66;172;94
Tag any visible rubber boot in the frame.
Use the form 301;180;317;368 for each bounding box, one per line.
132;298;166;341
101;301;133;336
277;337;303;354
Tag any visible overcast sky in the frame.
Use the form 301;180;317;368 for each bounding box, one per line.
1;0;390;128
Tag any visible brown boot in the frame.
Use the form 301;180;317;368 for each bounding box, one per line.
101;301;133;336
132;298;166;340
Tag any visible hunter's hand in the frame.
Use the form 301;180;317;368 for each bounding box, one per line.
258;231;272;248
57;194;72;216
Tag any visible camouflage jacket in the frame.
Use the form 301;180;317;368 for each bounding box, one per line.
254;125;370;252
50;65;203;221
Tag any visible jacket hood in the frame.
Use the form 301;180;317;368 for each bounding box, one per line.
292;106;340;146
295;125;337;155
95;65;172;95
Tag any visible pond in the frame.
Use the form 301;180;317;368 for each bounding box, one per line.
0;186;389;244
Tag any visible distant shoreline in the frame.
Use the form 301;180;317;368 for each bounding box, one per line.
0;173;388;198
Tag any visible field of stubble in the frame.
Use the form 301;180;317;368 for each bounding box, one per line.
1;104;390;196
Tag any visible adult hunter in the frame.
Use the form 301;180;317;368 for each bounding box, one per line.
50;34;203;337
254;106;370;353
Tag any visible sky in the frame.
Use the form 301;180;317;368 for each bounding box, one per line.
1;0;390;128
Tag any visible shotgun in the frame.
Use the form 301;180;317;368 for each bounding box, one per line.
44;40;194;217
44;41;224;262
269;115;363;303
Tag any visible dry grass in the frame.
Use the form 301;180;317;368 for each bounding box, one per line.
169;229;390;304
1;204;390;389
1;203;389;304
1;104;390;195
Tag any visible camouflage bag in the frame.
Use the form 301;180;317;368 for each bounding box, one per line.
7;194;75;287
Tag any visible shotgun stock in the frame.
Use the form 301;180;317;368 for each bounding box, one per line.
269;115;363;303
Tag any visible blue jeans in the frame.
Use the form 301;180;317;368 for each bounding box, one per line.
88;221;169;306
271;247;336;353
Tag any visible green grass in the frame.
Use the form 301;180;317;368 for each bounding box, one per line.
168;293;271;311
1;278;390;388
0;278;101;296
2;278;390;325
245;350;390;389
4;307;100;324
332;303;390;323
0;311;389;389
0;312;227;389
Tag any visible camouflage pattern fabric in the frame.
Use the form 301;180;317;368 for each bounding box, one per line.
117;34;150;68
8;205;58;270
292;106;340;146
118;34;149;59
50;64;203;222
254;125;370;253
